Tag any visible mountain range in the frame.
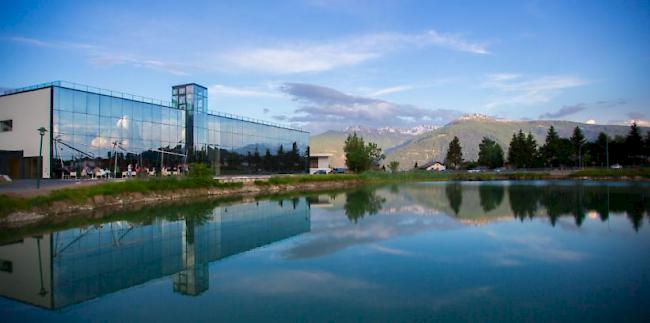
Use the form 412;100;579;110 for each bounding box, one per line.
310;115;643;169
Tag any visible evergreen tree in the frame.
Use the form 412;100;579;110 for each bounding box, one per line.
645;131;650;160
625;122;644;165
444;136;463;169
477;137;504;169
570;126;586;167
508;130;538;168
507;132;522;167
593;132;609;167
525;132;539;167
541;126;561;167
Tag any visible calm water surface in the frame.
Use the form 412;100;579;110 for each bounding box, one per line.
1;181;649;322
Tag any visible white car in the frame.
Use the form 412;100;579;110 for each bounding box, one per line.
611;164;622;169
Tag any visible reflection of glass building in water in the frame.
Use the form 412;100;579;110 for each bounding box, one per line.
0;81;309;178
0;199;310;309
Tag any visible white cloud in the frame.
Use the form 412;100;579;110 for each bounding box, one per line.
6;36;190;75
279;82;462;133
482;73;588;108
629;119;650;127
223;29;489;74
209;84;280;97
366;85;415;97
585;119;596;124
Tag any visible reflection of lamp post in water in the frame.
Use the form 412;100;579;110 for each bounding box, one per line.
34;235;48;297
36;127;47;189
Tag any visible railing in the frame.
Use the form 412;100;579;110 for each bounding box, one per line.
2;81;175;107
2;81;307;133
207;110;307;133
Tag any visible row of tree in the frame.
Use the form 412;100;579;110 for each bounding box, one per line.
443;123;650;169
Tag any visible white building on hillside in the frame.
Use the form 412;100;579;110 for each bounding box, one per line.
425;161;446;172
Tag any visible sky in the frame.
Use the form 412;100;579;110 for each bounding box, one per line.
0;0;648;134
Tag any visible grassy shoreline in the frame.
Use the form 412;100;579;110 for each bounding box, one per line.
1;168;648;219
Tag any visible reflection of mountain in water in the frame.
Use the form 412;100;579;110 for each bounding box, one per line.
334;182;650;229
0;199;310;310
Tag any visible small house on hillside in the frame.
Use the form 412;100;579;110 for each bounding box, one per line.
422;161;446;172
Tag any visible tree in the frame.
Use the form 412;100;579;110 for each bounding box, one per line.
367;142;385;168
343;132;385;173
525;132;539;167
645;131;650;161
541;126;561;167
625;122;644;165
591;132;609;167
570;126;586;167
478;137;504;169
444;136;463;169
388;161;400;173
508;130;538;168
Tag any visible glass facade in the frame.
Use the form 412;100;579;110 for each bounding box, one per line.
50;84;308;177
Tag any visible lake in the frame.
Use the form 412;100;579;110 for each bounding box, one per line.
1;181;649;322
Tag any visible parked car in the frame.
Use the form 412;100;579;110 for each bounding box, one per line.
611;164;622;169
332;168;347;174
467;169;482;173
313;170;328;174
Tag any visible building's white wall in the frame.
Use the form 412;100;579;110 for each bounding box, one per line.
317;156;330;168
0;88;51;178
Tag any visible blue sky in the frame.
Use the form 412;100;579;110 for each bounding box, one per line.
0;0;648;133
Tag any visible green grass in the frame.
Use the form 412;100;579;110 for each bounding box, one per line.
252;170;550;187
0;176;242;218
570;167;650;179
255;174;362;186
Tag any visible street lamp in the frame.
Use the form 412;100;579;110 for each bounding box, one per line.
36;127;47;189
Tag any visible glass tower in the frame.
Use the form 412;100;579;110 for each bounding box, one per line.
172;83;208;151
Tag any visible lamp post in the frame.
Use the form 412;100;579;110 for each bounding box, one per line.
36;127;47;189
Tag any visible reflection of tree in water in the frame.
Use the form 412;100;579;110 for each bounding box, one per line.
508;185;540;220
479;184;505;212
507;184;650;230
445;183;463;216
344;188;386;223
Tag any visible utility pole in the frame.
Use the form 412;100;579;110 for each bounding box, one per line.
36;127;47;189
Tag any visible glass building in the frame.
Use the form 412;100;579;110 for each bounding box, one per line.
0;81;309;178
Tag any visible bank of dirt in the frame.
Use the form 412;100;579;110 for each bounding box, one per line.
0;180;362;229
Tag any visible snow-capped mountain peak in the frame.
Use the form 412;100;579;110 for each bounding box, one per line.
344;125;438;136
